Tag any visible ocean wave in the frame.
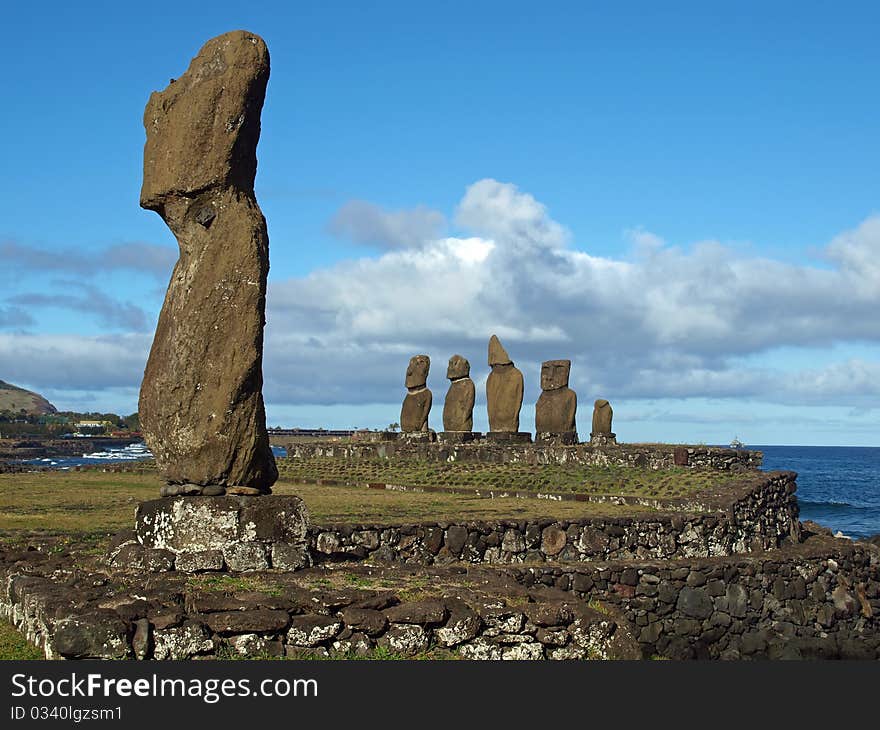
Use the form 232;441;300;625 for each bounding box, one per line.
799;500;877;512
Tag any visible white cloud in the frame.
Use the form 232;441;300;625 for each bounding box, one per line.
0;333;150;392
3;180;880;425
264;179;880;411
454;179;569;251
825;215;880;295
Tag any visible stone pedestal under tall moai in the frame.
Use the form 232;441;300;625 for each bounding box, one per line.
441;354;477;442
590;398;617;446
535;359;578;445
485;335;529;443
400;355;433;438
138;30;278;497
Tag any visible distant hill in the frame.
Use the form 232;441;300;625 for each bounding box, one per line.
0;380;57;415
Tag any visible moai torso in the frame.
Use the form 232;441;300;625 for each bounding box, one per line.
591;399;613;435
486;335;524;432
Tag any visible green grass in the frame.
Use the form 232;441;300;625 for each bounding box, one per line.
276;456;736;498
0;620;44;660
0;470;659;538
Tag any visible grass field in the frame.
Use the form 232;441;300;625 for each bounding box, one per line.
276;456;735;497
0;620;44;660
0;470;660;540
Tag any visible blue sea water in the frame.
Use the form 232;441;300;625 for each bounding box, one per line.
758;445;880;540
21;443;287;469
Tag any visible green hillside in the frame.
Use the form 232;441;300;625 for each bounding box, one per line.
0;380;57;416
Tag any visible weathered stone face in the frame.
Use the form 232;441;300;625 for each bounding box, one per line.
138;31;277;493
540;360;570;390
443;377;475;432
405;355;430;389
446;354;470;380
486;336;523;432
591;399;613;435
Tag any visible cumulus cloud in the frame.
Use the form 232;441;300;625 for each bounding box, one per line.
264;179;880;410
0;240;176;279
327;199;446;249
0;333;150;391
825;215;880;294
3;179;879;421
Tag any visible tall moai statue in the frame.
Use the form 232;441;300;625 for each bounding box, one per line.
442;354;475;432
486;335;526;439
535;359;577;444
401;355;432;432
138;30;277;496
590;399;616;445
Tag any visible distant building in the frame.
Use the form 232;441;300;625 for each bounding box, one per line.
75;420;114;430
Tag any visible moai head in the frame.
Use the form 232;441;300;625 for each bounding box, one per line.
447;354;470;380
488;334;512;367
540;360;571;391
405;355;430;389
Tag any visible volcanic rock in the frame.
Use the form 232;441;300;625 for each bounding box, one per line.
591;399;614;436
535;359;577;434
442;355;475;432
486;335;523;432
400;355;432;432
138;30;277;493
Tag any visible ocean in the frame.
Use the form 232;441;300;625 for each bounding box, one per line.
19;443;880;540
20;443;288;469
759;445;880;540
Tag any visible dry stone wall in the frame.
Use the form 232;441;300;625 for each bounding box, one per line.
282;440;762;471
0;550;639;661
307;473;799;566
513;535;880;659
1;534;877;660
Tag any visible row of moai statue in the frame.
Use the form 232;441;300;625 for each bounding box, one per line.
400;335;616;445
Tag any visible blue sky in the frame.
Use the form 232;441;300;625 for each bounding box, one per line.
2;1;879;445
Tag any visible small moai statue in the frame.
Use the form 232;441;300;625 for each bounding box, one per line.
486;335;525;437
535;359;577;443
442;355;475;432
400;355;432;433
590;398;616;445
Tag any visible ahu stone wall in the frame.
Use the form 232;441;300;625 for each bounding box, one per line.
281;440;762;471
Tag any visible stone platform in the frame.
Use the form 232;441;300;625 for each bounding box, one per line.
129;496;311;572
485;431;532;444
535;431;578;446
438;431;483;444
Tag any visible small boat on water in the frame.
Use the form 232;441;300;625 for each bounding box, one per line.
730;437;745;449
